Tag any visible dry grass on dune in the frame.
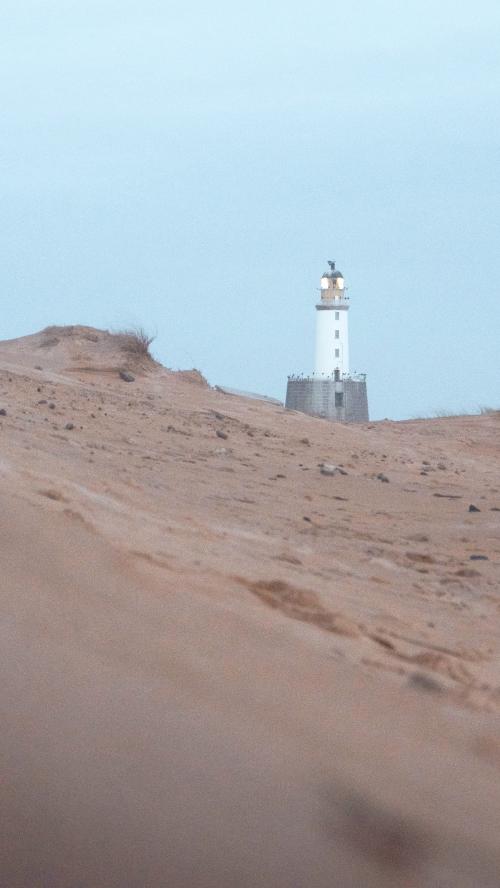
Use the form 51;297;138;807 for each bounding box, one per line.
113;326;156;359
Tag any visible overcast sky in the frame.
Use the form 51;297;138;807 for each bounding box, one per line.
1;0;499;418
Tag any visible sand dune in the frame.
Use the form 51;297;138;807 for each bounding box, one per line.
1;326;500;887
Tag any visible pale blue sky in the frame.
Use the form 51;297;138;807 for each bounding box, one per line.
1;0;499;418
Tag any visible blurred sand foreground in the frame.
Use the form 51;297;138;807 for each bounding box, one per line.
1;326;500;887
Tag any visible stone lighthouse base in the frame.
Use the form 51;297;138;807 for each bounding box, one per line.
285;375;369;423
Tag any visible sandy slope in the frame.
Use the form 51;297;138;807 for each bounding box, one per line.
1;326;500;887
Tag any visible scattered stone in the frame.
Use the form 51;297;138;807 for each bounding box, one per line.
276;473;286;479
371;634;395;651
455;568;481;578
38;399;47;405
65;422;75;430
405;552;435;564
491;507;500;512
0;408;6;416
376;472;389;483
320;464;347;477
48;402;56;410
437;462;447;470
468;504;481;512
422;460;431;466
119;371;135;382
38;489;65;501
470;555;489;561
433;493;462;499
300;437;310;445
214;412;225;421
408;672;443;693
34;365;43;370
216;430;228;439
37;386;42;392
303;516;312;522
275;553;303;565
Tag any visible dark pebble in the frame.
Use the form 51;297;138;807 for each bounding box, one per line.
65;422;75;430
0;408;6;416
408;672;443;693
119;371;135;382
470;555;488;561
216;430;228;439
468;504;481;512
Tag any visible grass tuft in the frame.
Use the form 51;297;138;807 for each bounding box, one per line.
114;327;156;358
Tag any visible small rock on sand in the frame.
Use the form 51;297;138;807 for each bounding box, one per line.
320;464;347;477
119;371;135;383
408;672;443;693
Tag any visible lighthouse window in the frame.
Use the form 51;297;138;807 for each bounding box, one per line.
335;349;340;357
335;330;340;339
335;311;340;320
335;392;344;407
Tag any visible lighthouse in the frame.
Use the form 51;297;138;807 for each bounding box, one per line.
285;260;369;423
315;261;349;378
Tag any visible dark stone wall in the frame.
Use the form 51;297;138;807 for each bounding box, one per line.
285;377;369;423
343;378;369;423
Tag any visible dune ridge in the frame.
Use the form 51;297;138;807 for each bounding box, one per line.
1;326;500;887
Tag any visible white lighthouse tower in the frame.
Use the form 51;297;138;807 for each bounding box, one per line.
285;258;369;423
314;261;349;378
